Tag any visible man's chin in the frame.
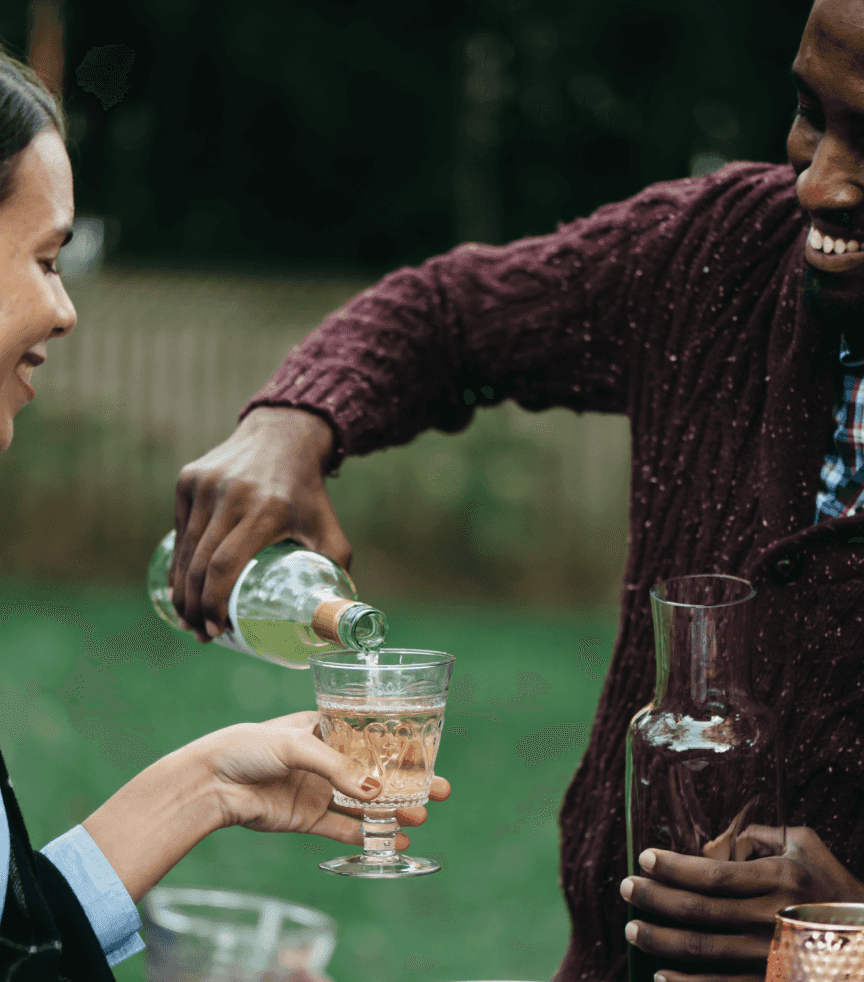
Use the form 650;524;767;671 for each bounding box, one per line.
802;265;864;339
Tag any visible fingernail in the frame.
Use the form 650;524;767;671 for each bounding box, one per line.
619;877;634;901
654;975;666;982
360;776;380;793
625;921;638;944
167;587;173;602
639;849;656;872
178;617;191;632
205;620;221;638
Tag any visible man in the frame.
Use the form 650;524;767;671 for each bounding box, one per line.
167;1;864;978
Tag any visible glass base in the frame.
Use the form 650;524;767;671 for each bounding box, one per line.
319;853;440;878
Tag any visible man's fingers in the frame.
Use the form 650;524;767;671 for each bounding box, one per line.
172;496;216;627
626;918;770;963
736;824;791;858
196;513;269;636
312;497;353;571
640;849;785;896
622;877;775;927
170;480;193;590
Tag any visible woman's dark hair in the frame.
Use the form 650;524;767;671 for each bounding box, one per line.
0;45;66;207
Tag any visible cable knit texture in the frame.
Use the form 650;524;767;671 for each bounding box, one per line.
242;162;863;981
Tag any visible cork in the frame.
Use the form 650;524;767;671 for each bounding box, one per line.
312;597;355;645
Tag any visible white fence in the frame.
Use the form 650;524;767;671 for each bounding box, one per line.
36;268;369;499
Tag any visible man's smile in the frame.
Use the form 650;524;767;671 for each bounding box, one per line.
805;221;864;273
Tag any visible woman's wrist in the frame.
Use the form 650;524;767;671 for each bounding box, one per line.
82;741;223;905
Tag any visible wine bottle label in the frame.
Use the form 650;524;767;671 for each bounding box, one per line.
212;557;260;657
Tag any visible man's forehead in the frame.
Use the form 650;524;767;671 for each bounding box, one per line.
805;0;864;73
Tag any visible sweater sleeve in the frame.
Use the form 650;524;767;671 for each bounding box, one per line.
239;166;780;469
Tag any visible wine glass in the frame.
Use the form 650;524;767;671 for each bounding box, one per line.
309;648;454;878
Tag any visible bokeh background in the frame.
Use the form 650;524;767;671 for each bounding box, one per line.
0;1;813;980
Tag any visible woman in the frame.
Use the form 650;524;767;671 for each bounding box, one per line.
0;49;450;979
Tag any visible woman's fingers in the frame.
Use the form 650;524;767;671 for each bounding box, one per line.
238;720;383;805
428;775;451;801
306;809;410;850
252;714;449;833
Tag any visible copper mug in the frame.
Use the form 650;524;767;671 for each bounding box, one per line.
766;903;864;981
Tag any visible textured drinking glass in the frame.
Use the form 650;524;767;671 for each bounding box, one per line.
140;886;336;981
309;648;454;878
626;574;786;982
766;904;864;981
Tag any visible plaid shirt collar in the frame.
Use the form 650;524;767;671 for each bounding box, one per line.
815;335;864;522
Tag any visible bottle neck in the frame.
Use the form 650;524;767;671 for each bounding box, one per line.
651;581;755;713
312;599;388;651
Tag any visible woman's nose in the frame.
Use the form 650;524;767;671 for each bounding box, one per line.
51;282;77;338
796;134;864;215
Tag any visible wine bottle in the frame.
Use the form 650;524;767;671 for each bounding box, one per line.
148;531;388;668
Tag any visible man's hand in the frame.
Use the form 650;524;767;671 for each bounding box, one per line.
620;826;864;982
170;406;352;642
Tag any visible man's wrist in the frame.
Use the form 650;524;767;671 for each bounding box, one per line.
240;404;338;475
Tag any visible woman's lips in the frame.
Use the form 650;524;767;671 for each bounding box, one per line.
805;223;864;274
15;364;35;401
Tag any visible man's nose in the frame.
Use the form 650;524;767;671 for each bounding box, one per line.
797;133;864;216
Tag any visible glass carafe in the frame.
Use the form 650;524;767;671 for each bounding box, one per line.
625;574;786;981
141;887;336;981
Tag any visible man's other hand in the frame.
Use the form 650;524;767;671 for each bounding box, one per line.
620;825;864;981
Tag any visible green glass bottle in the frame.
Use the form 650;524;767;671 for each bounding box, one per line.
148;531;388;668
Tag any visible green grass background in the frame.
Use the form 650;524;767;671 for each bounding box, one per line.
0;579;617;982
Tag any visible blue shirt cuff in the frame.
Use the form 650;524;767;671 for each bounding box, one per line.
40;825;145;967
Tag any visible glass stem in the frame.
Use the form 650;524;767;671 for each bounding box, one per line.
361;808;399;862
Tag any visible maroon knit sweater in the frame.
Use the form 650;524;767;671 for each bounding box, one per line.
241;162;864;980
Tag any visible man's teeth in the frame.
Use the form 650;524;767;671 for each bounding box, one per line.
16;363;33;386
809;225;861;255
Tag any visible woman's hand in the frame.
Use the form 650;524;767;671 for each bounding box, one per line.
200;710;451;844
620;826;864;982
169;406;351;642
83;710;450;905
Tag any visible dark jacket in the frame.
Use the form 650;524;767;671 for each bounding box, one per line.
0;748;114;979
